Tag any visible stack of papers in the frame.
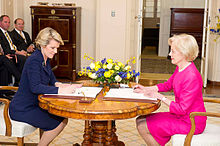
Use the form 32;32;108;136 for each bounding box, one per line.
104;88;157;102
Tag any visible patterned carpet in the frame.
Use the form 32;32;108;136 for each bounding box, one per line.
1;95;219;146
141;58;201;74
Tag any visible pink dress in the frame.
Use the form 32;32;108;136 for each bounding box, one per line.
146;62;207;146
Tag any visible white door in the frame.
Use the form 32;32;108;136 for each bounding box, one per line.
200;0;211;88
135;0;144;82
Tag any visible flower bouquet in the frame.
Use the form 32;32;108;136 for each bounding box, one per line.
78;54;140;85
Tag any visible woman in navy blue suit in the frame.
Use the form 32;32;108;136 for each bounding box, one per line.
9;27;82;145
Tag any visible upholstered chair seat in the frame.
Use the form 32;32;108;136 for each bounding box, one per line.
172;97;220;146
172;124;220;146
0;104;37;137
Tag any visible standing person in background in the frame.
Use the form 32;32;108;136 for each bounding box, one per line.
11;18;35;54
0;15;26;74
134;34;206;146
9;27;82;145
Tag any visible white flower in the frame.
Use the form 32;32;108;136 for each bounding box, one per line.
115;75;122;82
89;63;95;69
90;73;97;79
107;63;113;69
125;65;131;70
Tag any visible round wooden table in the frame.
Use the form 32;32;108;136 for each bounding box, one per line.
38;81;160;146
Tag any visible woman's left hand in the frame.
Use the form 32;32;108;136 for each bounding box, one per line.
145;91;164;100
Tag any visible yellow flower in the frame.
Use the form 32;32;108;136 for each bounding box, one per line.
78;71;83;76
88;72;92;77
110;70;114;74
103;64;107;69
126;59;130;64
95;61;100;66
107;59;113;63
84;53;88;59
118;62;124;67
104;71;111;78
127;73;131;79
132;60;136;64
95;65;101;71
114;65;120;70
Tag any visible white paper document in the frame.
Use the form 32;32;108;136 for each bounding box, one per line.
45;87;102;98
105;88;157;101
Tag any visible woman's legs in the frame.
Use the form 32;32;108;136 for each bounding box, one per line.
38;118;68;146
136;116;160;146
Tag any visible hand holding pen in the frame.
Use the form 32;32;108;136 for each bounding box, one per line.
133;84;159;95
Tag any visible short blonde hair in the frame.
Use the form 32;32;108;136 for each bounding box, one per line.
168;34;199;61
35;27;64;49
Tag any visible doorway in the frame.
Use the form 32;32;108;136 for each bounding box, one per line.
140;0;172;82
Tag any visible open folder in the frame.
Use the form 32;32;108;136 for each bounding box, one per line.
103;88;157;103
44;87;103;99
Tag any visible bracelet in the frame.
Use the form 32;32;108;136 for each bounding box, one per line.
161;97;167;101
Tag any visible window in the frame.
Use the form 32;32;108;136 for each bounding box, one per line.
144;0;160;18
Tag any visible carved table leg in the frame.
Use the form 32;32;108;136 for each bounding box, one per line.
105;121;113;145
88;121;125;146
82;120;92;145
91;121;107;143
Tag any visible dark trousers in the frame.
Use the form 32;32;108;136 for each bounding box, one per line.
16;54;26;73
0;55;21;85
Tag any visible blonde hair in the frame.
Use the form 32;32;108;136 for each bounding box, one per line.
168;34;199;61
35;27;64;49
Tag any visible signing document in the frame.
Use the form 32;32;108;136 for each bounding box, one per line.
45;87;102;98
104;88;157;103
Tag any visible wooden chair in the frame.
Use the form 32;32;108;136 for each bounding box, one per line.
0;86;43;146
172;97;220;146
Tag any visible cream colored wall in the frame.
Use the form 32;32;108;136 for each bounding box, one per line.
96;0;127;62
1;0;14;30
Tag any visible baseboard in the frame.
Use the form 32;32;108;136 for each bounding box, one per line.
207;80;220;86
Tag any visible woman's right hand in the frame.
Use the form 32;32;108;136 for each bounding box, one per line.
58;84;78;94
133;85;158;94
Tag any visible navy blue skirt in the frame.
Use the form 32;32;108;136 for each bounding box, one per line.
9;107;64;131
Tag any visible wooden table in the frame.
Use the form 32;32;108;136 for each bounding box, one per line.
38;81;160;145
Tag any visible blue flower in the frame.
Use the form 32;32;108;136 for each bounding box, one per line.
135;72;140;77
87;66;91;70
101;58;106;64
98;72;104;77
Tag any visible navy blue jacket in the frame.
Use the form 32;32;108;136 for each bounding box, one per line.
10;49;58;113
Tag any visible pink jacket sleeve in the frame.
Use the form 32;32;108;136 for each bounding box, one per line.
157;67;178;92
169;74;201;115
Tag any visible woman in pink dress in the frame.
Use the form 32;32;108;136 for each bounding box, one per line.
134;34;206;146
